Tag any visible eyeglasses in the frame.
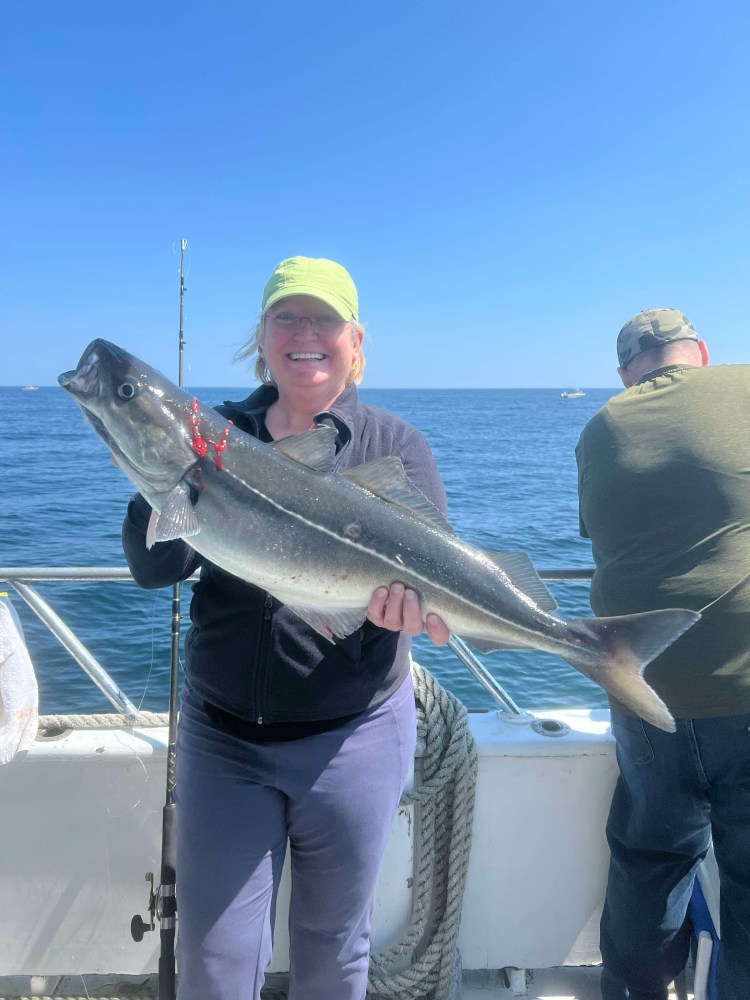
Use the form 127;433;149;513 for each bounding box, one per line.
265;310;347;334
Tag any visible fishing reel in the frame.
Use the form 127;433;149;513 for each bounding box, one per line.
131;871;159;942
131;870;176;942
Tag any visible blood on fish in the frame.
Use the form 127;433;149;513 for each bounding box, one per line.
190;398;231;470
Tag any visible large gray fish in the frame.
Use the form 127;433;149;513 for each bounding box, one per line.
59;339;700;732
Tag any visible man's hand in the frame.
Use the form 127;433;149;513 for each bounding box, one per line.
367;583;450;645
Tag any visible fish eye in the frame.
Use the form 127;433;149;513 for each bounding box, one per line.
117;379;141;400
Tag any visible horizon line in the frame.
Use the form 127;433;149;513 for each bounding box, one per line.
2;384;622;392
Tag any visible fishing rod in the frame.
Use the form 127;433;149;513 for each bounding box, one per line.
131;239;187;1000
158;237;188;1000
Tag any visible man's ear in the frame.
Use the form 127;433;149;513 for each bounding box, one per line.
698;339;709;366
618;365;634;388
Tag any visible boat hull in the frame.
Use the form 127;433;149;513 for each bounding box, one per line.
0;704;618;977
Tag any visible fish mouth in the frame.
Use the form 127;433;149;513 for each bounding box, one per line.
58;339;130;402
58;350;101;402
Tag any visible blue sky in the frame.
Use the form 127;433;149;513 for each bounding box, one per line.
2;1;748;388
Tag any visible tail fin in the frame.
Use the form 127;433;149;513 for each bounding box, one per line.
565;608;701;733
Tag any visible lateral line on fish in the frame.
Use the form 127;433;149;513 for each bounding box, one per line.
220;465;552;641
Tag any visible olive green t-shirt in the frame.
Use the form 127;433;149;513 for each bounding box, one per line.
576;364;750;718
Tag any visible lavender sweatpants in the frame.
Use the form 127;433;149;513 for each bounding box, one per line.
174;675;416;1000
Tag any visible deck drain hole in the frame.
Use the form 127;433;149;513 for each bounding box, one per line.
531;718;570;738
37;726;73;740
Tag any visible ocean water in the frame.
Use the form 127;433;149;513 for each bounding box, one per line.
1;384;618;716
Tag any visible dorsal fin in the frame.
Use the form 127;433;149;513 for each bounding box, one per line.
482;551;558;611
271;426;337;472
342;456;454;533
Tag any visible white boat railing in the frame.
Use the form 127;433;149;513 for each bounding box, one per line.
0;565;593;720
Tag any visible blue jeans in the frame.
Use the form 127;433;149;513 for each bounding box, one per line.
600;711;750;1000
174;676;416;1000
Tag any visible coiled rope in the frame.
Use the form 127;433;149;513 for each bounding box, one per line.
8;662;477;1000
367;660;478;1000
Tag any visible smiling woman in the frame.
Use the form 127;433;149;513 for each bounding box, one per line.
236;255;366;395
120;254;451;1000
260;294;363;430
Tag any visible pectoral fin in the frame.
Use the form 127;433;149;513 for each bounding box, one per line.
146;482;200;548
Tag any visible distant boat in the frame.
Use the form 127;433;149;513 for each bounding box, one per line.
21;385;39;391
560;388;585;399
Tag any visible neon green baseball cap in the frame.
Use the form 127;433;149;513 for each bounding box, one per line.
261;256;359;321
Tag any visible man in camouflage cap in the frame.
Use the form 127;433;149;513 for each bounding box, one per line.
576;310;750;999
616;307;701;372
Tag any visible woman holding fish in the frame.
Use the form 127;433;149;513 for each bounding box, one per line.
122;256;449;1000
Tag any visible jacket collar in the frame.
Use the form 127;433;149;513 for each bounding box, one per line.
222;383;358;450
634;364;697;386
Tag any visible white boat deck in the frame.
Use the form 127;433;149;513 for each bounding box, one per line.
0;966;694;1000
0;571;721;1000
462;966;693;999
0;709;709;1000
464;967;606;998
0;967;695;998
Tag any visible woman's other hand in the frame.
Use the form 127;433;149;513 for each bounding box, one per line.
367;583;450;645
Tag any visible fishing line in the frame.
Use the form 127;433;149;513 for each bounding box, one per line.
136;588;170;713
108;730;149;816
104;590;167;823
696;571;750;616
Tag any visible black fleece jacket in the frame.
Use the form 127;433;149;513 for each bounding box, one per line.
122;383;446;724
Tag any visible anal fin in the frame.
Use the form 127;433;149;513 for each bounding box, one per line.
460;634;530;654
282;602;368;642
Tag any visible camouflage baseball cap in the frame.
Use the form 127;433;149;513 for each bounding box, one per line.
617;308;699;368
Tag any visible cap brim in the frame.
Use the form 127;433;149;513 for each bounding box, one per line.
262;286;353;321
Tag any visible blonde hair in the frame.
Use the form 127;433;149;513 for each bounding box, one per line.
235;315;366;386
